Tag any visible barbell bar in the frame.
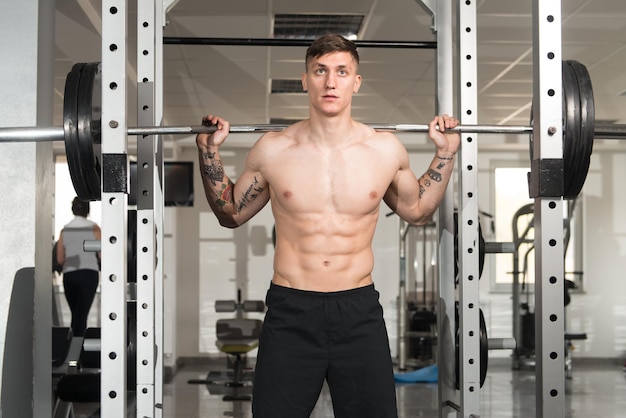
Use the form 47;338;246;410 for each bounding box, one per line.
0;123;540;142
1;60;626;201
6;120;626;142
2;121;626;142
163;37;438;49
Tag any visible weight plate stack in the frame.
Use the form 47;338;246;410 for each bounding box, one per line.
64;63;91;201
77;62;102;200
454;304;488;390
562;60;582;199
529;60;595;200
63;62;102;201
564;60;595;199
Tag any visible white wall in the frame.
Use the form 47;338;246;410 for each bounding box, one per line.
0;1;55;415
569;150;626;358
168;140;626;363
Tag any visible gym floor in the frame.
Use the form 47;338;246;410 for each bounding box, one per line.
55;288;626;417
66;359;626;417
154;359;626;418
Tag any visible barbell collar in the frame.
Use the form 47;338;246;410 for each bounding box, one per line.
83;239;101;253
487;337;516;350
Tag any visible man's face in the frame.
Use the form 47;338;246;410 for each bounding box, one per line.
301;51;362;116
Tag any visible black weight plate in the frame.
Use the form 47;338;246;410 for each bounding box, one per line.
88;62;102;197
529;60;591;199
562;61;582;199
479;308;488;388
453;212;486;284
128;209;137;283
91;63;102;190
77;62;101;200
127;300;137;389
565;60;595;199
454;304;489;390
64;63;91;201
454;303;459;390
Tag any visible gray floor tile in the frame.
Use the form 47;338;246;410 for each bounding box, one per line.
160;360;626;417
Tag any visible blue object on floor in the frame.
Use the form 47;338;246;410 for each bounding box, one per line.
394;364;438;383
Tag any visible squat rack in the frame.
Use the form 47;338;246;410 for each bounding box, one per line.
87;0;568;417
0;0;607;416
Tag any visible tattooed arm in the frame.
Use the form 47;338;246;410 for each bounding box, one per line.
196;114;270;228
384;114;460;225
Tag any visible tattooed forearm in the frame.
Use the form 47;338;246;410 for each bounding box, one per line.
201;151;224;186
416;154;455;200
436;155;453;170
418;179;426;199
214;180;234;207
426;169;442;182
236;176;264;213
418;170;437;199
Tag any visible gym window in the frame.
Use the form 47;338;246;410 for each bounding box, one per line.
490;164;583;293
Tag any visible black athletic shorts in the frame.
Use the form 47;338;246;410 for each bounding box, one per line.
252;282;398;418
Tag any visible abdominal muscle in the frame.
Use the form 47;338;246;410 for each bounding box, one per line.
271;211;379;292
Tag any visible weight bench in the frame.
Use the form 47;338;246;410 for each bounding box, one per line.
53;301;139;417
52;327;100;418
52;327;74;369
565;331;587;379
563;279;587;379
188;291;265;401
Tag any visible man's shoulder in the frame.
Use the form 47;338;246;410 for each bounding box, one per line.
364;128;402;148
256;122;303;147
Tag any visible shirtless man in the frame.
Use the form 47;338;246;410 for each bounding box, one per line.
197;33;460;418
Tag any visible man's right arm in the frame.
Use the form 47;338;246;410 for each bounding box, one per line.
196;114;270;228
197;145;238;227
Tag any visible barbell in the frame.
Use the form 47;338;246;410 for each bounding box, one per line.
1;60;625;201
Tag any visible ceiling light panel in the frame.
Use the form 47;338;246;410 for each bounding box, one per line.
273;14;364;39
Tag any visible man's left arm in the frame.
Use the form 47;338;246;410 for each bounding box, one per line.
384;115;459;225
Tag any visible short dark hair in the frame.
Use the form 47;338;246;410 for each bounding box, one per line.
305;33;359;69
71;196;90;217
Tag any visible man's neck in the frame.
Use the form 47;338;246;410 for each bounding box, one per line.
307;111;356;145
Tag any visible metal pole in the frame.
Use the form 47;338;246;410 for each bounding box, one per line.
532;0;566;415
3;123;626;142
100;0;129;414
593;123;626;139
398;221;408;371
136;0;158;415
457;0;481;414
0;127;64;142
0;123;533;140
163;37;437;49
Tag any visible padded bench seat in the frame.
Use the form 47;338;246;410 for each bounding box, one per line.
215;319;262;354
